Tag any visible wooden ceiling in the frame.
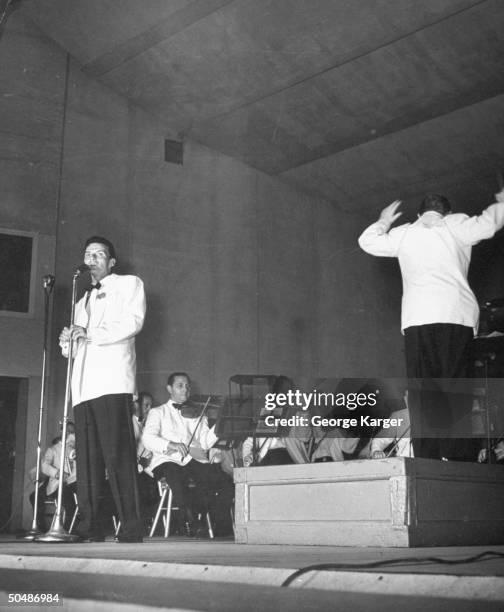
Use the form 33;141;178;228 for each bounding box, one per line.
21;0;504;211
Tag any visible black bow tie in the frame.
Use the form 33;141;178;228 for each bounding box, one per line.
86;282;102;293
85;282;102;307
172;403;184;410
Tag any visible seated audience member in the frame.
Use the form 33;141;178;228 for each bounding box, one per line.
41;422;77;530
142;372;229;537
371;392;413;459
478;440;504;464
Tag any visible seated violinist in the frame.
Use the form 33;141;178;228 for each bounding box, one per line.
243;376;310;467
142;372;220;537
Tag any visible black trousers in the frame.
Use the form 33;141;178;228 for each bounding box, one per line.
260;448;294;466
29;484;47;531
153;460;219;517
153;461;234;534
74;394;141;538
404;323;473;459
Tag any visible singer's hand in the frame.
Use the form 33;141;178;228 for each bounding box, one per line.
478;448;487;463
243;454;254;467
71;325;87;341
59;327;72;344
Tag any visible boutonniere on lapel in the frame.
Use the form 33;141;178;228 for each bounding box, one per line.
96;292;106;300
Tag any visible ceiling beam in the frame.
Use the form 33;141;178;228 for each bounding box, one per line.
190;0;488;126
82;0;236;77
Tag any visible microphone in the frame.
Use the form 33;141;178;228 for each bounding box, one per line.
42;274;55;292
75;263;90;276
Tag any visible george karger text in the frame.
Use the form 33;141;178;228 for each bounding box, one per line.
264;414;404;429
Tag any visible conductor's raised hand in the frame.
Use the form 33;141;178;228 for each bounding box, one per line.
379;200;403;228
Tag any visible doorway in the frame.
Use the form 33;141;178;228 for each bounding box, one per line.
0;376;24;532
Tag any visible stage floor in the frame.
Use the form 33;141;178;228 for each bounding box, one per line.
0;535;503;610
1;535;504;576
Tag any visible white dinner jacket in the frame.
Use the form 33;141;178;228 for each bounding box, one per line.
61;273;146;405
142;400;218;470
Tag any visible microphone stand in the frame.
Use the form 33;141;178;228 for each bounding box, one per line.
22;275;55;540
36;265;87;543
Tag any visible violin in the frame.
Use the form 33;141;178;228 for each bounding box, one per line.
175;400;202;419
175;396;222;420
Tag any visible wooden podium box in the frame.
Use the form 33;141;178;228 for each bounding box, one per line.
234;458;504;547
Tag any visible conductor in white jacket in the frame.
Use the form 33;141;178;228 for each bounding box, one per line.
358;190;504;458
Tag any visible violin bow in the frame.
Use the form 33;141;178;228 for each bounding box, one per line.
385;425;411;458
187;396;211;448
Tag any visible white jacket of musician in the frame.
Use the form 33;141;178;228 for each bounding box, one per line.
142;400;218;471
41;434;77;496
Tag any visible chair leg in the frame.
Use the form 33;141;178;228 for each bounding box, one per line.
164;489;173;538
230;504;236;538
205;512;214;539
112;515;121;536
149;487;168;538
69;493;79;534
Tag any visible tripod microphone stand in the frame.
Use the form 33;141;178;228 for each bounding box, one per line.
35;264;88;543
22;274;55;540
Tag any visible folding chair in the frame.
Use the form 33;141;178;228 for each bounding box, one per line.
149;478;214;538
68;492;79;534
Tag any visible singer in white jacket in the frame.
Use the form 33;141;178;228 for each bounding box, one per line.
59;236;146;543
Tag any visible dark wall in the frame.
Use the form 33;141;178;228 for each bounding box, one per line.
0;13;64;528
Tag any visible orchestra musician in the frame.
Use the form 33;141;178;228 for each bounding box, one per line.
142;372;223;537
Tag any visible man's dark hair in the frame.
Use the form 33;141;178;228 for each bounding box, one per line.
167;372;190;387
138;391;153;402
84;236;116;260
419;194;452;216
